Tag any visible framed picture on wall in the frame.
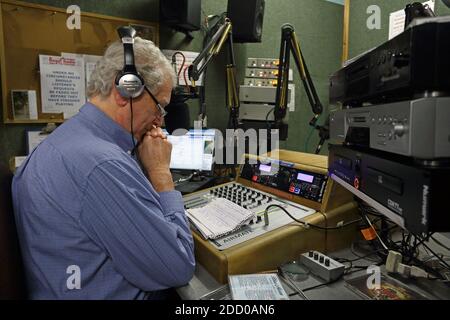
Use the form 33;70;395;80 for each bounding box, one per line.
26;129;50;155
11;90;38;120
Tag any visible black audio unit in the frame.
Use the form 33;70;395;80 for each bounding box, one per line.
240;159;328;203
227;0;265;43
328;144;450;234
329;17;450;108
160;0;201;32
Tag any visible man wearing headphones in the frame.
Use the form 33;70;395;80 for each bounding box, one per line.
12;27;195;299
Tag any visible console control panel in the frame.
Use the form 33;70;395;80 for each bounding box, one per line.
240;160;328;203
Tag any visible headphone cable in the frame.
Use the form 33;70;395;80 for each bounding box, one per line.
130;98;137;156
129;98;149;176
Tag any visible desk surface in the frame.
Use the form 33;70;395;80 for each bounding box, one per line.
177;249;367;300
177;246;450;300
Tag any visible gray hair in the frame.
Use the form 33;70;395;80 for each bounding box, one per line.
87;37;176;99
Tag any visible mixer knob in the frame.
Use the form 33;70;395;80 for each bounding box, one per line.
278;169;292;188
393;124;408;137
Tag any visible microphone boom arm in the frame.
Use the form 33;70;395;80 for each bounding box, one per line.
274;23;327;152
188;18;240;129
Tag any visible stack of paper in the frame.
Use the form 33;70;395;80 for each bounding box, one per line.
186;198;255;240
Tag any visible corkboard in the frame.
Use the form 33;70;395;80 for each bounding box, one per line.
0;0;158;124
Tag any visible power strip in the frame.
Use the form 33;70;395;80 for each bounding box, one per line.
300;250;345;282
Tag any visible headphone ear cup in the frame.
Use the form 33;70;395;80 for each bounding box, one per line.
115;72;145;99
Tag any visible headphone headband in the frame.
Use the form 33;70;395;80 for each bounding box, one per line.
115;26;144;99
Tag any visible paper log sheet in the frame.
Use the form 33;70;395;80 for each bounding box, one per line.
186;198;255;240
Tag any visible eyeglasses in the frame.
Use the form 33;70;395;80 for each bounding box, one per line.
144;86;168;118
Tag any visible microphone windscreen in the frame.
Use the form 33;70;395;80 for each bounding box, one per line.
164;101;190;134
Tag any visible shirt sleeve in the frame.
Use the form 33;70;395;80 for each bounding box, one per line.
79;159;195;292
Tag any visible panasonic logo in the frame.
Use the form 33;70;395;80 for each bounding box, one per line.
123;80;139;84
421;185;429;226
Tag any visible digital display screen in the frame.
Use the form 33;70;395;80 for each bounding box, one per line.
259;164;272;173
297;173;314;183
165;129;216;171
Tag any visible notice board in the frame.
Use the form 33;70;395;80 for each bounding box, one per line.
0;0;158;123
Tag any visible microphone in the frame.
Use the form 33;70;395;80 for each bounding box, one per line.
313;116;330;155
164;89;191;134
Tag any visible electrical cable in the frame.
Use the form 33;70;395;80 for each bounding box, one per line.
264;204;362;230
356;204;394;262
363;214;388;250
357;202;385;218
301;275;343;293
265;107;275;122
290;227;449;295
130;98;136;154
384;231;447;280
277;267;309;300
350;241;385;263
413;233;450;271
265;107;275;132
171;51;186;78
335;247;388;264
129;98;148;176
183;66;190;93
430;235;450;252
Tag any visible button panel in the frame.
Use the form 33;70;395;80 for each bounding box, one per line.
240;160;328;203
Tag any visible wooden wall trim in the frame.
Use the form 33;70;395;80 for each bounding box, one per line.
342;0;350;64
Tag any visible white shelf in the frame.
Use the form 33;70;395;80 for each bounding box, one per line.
330;173;406;229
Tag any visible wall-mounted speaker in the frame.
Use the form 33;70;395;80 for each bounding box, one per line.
160;0;201;32
227;0;265;43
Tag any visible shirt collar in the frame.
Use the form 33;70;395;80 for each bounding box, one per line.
78;102;135;154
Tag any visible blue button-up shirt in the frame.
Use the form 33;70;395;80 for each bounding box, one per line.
12;103;195;299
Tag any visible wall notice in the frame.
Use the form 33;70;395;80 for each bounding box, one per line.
389;0;435;40
39;54;85;118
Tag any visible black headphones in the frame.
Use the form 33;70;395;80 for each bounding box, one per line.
115;26;145;99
